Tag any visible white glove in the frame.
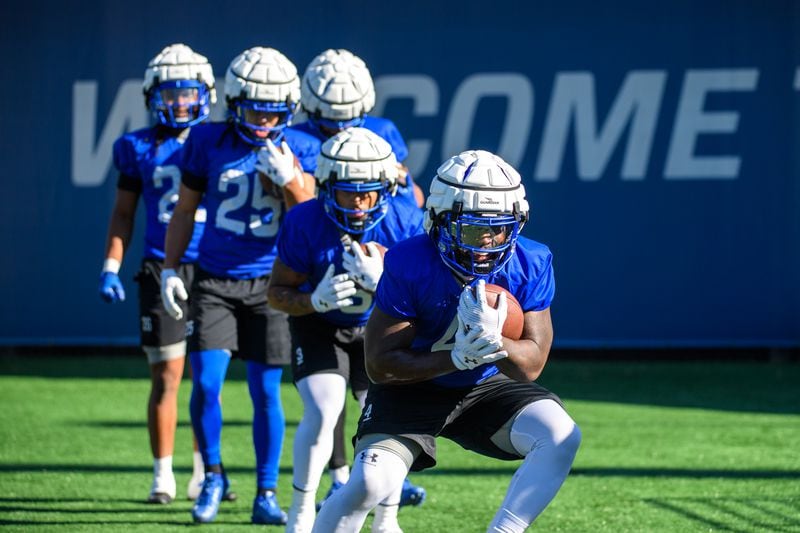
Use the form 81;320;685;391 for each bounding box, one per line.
458;279;507;338
450;315;508;370
160;268;188;320
311;264;358;313
255;139;300;187
342;241;384;292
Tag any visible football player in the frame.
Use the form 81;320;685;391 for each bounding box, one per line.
98;43;220;505
161;46;318;525
267;128;425;533
312;151;582;533
295;48;425;209
292;48;429;509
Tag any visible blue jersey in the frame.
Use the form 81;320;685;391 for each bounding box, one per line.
277;197;424;327
113;126;204;262
291;115;418;204
375;235;555;388
180;122;320;279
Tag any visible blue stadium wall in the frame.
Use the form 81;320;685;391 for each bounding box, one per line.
0;0;797;348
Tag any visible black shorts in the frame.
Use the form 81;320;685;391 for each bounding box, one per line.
188;268;290;365
289;314;369;396
135;259;194;348
355;373;561;472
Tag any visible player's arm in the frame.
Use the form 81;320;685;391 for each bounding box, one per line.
163;184;202;269
266;257;315;315
281;170;316;208
364;307;455;385
98;187;140;302
103;188;140;267
495;308;553;382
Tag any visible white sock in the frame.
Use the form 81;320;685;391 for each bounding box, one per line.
293;374;347;492
287;487;317;533
153;456;173;479
330;465;350;484
372;500;402;533
488;400;581;529
192;451;204;477
488;508;527;533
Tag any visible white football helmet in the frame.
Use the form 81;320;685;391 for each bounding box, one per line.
143;43;216;128
224;47;301;146
424;150;529;277
316;127;398;234
301;49;376;135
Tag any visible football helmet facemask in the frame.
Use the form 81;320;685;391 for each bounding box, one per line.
424;150;529;278
143;44;216;129
315;127;398;234
301;49;375;138
224;47;300;146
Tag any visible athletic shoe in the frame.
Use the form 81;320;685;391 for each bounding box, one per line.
188;472;238;502
399;478;426;507
147;473;176;504
191;472;224;523
315;480;345;511
251;491;288;525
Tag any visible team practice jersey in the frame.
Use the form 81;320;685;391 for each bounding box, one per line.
180;122;320;279
277;197;424;327
114;126;204;262
375;234;555;388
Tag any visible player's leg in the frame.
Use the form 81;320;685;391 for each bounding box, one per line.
290;373;347;531
285;314;351;531
324;409;349;490
144;350;185;503
138;259;187;504
441;375;580;532
312;434;416;533
315;322;364;512
242;279;290;525
487;399;581;532
313;380;449;533
187;270;237;523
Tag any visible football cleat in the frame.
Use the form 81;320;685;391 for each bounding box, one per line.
315;480;345;511
191;472;224;523
147;473;176;504
187;471;238;502
251;491;288;525
399;478;426;507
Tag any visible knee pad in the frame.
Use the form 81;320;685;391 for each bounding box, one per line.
509;400;582;458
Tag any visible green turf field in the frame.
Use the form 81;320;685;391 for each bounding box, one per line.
0;355;798;532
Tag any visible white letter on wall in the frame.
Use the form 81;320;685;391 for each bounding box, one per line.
442;73;533;168
72;80;148;187
535;71;666;182
374;75;439;178
664;69;758;180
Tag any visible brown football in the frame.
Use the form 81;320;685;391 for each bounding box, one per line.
359;242;387;258
485;284;524;340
